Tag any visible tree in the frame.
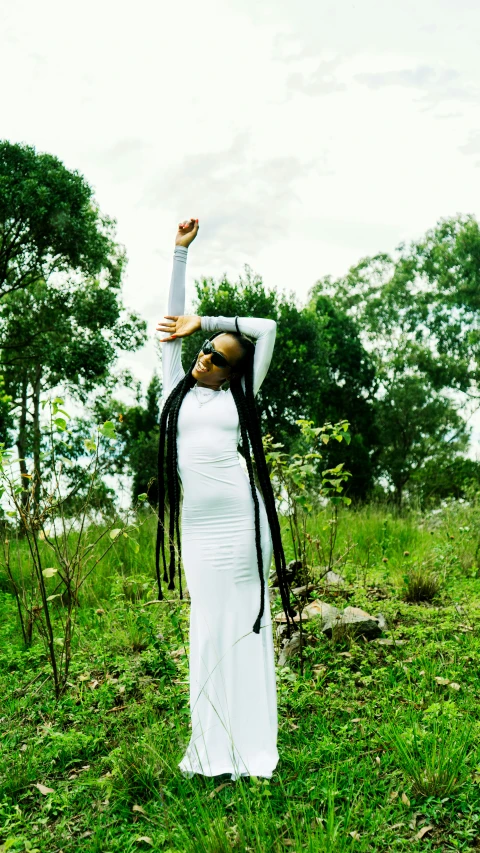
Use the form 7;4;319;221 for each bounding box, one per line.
410;455;480;505
306;292;380;502
0;374;13;447
374;374;471;507
311;214;480;506
0;141;125;300
0;275;146;504
90;374;162;506
181;265;378;500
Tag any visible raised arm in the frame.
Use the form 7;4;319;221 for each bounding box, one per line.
200;315;276;397
161;245;188;400
157;219;276;399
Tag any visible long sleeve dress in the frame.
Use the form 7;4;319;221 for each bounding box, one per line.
161;244;279;780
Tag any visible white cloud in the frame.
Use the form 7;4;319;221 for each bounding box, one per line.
354;64;480;111
458;131;480;156
285;59;347;98
140;130;324;266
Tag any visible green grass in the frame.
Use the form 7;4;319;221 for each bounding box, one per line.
1;500;480;852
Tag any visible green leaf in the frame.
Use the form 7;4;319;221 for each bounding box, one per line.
42;568;58;578
57;456;74;467
84;438;97;453
54;418;67;432
137;493;148;502
0;837;18;852
98;421;117;440
46;594;62;602
109;528;122;539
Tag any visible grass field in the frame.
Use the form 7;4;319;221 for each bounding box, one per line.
1;499;480;852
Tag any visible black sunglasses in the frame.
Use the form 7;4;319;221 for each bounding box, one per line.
200;339;231;369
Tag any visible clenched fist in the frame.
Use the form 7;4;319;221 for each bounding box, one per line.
175;218;199;248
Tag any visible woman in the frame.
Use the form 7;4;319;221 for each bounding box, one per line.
156;217;296;781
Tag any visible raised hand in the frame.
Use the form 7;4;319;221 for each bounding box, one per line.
156;314;201;341
175;218;199;248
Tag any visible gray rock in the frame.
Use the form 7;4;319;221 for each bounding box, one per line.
276;622;290;641
303;600;341;626
274;599;340;630
278;633;302;666
292;583;316;596
322;605;382;639
275;601;385;641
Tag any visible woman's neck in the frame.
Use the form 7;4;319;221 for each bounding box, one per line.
195;380;222;391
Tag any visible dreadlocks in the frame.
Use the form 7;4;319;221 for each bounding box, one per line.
155;329;297;638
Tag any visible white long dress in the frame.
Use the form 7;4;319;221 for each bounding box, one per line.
161;244;279;780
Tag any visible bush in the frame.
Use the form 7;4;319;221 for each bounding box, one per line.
401;562;442;603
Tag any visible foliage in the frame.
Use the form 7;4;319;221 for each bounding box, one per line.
0;273;146;501
400;559;443;603
0;141;147;510
1;501;480;851
373;374;471;507
0;373;13;450
180;264;378;500
90;373;162;506
0;140;125;299
311;213;480;506
0;397;149;699
263;418;352;675
264;418;352;574
383;710;474;797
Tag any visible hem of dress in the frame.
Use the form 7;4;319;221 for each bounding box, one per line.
178;758;277;781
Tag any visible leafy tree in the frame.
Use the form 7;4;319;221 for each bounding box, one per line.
0;374;13;446
311;214;480;505
306;292;380;501
181;265;378;500
0;140;125;299
374;374;471;506
90;374;162;506
410;455;480;505
0;275;146;503
0;139;147;510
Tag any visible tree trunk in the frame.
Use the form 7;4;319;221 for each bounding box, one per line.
395;484;403;509
32;363;42;509
16;376;29;512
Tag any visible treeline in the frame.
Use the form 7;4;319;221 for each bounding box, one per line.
1;140;479;513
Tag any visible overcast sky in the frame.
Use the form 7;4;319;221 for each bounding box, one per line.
1;0;480;454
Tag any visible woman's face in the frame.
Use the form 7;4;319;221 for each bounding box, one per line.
192;333;244;388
